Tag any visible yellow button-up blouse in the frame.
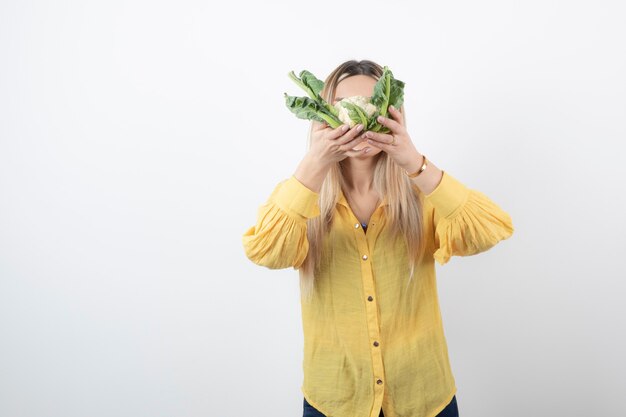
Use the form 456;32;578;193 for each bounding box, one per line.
242;170;514;417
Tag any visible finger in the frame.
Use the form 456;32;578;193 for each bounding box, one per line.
363;131;394;145
388;105;405;126
335;124;365;144
327;123;351;139
364;136;390;151
338;134;368;152
377;111;404;134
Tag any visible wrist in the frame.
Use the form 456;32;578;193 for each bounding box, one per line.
294;154;332;193
303;153;332;176
403;152;425;174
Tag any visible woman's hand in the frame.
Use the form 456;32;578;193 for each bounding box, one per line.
293;122;369;194
309;121;369;165
362;106;422;171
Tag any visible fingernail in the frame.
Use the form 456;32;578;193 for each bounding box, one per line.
364;147;371;153
390;105;395;111
342;124;349;131
356;124;363;131
377;116;384;122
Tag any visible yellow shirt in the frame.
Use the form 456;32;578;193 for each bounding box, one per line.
242;171;514;417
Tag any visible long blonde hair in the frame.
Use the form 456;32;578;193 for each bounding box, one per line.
298;59;427;301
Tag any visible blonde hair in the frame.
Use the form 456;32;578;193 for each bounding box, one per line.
298;59;427;301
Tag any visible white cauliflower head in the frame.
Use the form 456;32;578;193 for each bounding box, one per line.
333;96;378;127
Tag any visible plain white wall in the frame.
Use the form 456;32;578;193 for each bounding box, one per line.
1;0;624;416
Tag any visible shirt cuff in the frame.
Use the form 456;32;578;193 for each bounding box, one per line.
423;170;471;219
271;175;321;219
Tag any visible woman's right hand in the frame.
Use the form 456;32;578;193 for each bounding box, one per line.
291;121;369;194
309;121;369;164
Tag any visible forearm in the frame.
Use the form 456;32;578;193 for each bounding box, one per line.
293;153;332;193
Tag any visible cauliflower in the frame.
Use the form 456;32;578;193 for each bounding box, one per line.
333;96;378;128
284;66;404;134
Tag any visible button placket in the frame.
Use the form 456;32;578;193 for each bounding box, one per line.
352;215;386;414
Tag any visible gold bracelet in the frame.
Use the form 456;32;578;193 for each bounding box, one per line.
405;155;427;178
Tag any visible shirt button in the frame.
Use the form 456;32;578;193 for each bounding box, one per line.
354;223;360;228
367;296;373;301
362;254;368;260
376;379;383;385
373;341;379;347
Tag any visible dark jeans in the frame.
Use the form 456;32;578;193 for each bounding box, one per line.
303;394;458;417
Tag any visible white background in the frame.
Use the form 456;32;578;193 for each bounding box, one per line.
1;1;625;416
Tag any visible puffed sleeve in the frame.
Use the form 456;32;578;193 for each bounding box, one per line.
242;175;321;269
423;171;514;265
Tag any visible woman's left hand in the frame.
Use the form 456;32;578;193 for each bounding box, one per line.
364;106;422;171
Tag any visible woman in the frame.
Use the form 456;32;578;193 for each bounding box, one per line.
242;59;514;417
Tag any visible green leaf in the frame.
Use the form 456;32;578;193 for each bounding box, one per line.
287;71;312;99
388;77;405;111
371;72;384;105
366;108;379;130
284;93;342;128
371;66;405;119
299;70;325;97
287;70;339;119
